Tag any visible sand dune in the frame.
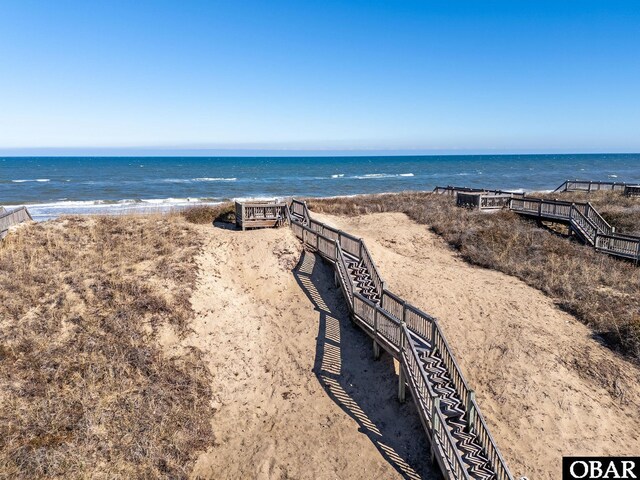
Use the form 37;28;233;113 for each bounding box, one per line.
172;212;640;479
313;211;640;479
177;224;435;480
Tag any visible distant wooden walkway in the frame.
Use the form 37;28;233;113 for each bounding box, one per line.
0;206;32;239
288;199;514;480
554;179;628;193
436;185;640;264
510;197;640;262
433;186;525;197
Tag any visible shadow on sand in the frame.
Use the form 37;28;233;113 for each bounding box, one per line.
293;250;437;480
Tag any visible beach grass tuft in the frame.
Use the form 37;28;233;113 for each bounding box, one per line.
181;202;235;225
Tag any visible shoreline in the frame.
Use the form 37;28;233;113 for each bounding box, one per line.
4;188;561;222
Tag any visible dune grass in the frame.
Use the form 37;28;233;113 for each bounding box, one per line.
308;192;640;362
181;202;235;225
0;215;213;479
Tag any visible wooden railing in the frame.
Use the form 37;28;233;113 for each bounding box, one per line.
570;207;598;245
624;185;640;197
596;233;640;260
434;185;525;198
288;199;514;480
554;179;628;192
584;203;613;235
456;193;515;211
0;206;32;238
360;241;384;296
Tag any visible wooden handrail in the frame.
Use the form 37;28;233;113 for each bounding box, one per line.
555;179;629;192
401;325;472;480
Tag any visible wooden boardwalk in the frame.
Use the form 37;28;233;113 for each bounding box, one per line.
436;185;640;264
554;179;628;193
509;197;640;262
0;206;32;239
288;199;514;480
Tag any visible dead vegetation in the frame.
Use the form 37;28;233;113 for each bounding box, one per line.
308;192;640;361
0;215;214;479
181;202;235;225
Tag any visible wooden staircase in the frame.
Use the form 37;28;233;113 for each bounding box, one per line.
288;200;513;480
509;197;640;263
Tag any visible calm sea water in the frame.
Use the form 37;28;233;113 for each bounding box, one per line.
1;154;639;221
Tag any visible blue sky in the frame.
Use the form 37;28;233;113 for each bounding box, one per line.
1;0;639;154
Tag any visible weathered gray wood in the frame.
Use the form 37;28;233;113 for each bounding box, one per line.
0;206;32;237
510;195;640;263
235;200;288;230
555;179;629;192
624;185;640;197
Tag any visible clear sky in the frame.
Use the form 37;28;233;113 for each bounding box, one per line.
1;0;639;154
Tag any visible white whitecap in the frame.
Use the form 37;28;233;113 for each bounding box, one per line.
192;177;237;182
12;178;50;183
352;173;414;180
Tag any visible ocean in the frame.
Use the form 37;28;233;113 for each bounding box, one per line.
1;154;639;221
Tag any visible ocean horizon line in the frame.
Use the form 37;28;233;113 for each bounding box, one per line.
2;150;640;158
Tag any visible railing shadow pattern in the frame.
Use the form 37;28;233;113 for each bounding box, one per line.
293;250;434;480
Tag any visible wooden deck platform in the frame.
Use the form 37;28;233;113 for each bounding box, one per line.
235;200;288;230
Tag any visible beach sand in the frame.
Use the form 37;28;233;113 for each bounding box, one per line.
173;212;640;480
163;224;434;480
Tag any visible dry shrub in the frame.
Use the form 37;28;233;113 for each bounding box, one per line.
0;215;214;479
309;192;640;361
181;202;234;224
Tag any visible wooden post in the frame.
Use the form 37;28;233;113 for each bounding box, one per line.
398;322;406;403
373;308;381;360
466;390;476;432
431;319;437;350
431;397;441;464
